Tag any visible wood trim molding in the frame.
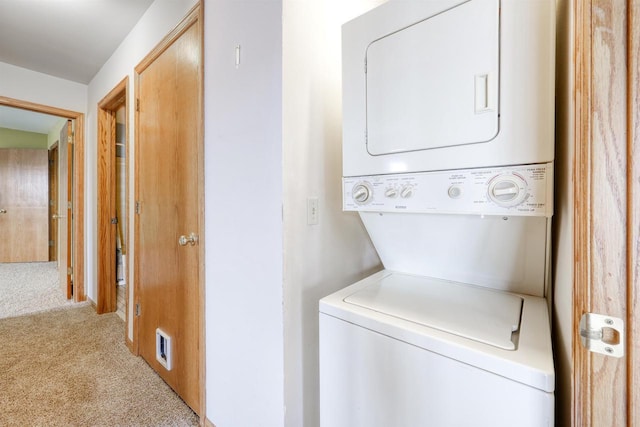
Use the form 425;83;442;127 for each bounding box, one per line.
627;0;640;424
0;96;80;119
196;2;206;420
98;77;128;110
572;0;592;424
0;96;85;303
573;0;637;425
134;3;200;74
126;337;135;353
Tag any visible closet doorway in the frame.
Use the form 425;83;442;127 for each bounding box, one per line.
97;78;129;335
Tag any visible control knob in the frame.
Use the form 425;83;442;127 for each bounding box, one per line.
400;185;414;199
488;174;528;207
352;182;373;205
385;188;398;198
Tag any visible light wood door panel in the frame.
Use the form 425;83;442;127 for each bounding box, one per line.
48;146;58;261
65;122;73;299
0;149;49;262
56;120;73;299
98;105;117;314
135;8;202;415
573;0;639;425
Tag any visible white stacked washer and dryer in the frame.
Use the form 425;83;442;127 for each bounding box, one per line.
319;0;556;426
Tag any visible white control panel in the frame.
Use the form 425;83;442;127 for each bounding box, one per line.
343;163;553;216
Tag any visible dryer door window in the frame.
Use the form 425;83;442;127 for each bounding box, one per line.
365;0;500;156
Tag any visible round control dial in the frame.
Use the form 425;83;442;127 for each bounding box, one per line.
352;182;373;205
385;188;399;198
488;174;528;207
400;185;414;199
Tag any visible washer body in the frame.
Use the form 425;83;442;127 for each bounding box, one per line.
320;271;554;427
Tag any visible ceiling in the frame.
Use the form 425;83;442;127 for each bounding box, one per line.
0;0;155;134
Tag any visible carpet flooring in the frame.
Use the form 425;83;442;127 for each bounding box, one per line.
0;305;199;426
0;262;75;319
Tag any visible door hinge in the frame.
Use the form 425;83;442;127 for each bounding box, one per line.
49;240;54;247
68;135;72;144
111;217;118;224
579;312;624;358
136;98;140;112
67;267;72;276
68;201;72;210
135;303;141;316
135;201;141;214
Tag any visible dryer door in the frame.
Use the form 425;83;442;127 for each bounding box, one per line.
365;0;499;155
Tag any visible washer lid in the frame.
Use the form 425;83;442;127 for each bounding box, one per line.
343;274;523;350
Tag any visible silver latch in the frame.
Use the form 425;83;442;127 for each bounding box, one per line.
579;313;624;358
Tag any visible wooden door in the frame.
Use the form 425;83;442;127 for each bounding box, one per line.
573;0;639;425
48;145;59;261
97;86;121;314
65;123;73;298
0;149;49;262
135;6;203;415
57;120;72;299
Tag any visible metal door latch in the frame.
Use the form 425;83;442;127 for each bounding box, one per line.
579;313;624;358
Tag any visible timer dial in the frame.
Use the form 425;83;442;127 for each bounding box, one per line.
352;182;373;205
488;174;528;207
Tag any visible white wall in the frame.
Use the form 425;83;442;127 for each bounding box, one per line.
552;0;573;425
86;0;198;340
204;1;384;425
0;62;87;114
281;1;385;426
204;1;285;425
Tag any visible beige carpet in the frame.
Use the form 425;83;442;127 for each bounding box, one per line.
0;262;76;319
0;305;199;427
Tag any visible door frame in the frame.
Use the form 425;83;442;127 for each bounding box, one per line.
0;96;85;302
572;0;639;425
97;77;128;319
133;2;205;416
